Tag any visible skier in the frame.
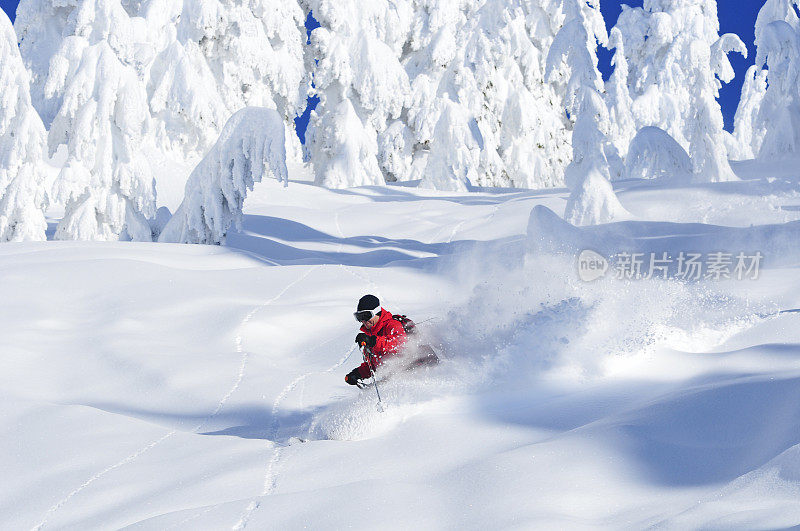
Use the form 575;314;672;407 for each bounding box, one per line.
345;294;407;386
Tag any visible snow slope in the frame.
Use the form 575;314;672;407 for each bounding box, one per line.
4;164;800;528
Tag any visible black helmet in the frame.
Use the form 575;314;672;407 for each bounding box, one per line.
354;294;381;322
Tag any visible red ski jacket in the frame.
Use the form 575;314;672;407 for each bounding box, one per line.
356;308;407;379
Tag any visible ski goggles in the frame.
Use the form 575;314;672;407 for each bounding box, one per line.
354;308;380;322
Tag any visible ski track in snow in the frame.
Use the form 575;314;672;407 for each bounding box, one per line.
30;267;317;531
30;430;178;531
232;342;356;530
446;219;467;244
163;504;217;531
426;202;497;245
33;205;462;530
333;211;344;243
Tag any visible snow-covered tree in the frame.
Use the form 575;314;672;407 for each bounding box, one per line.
689;32;747;181
303;0;413;187
17;0;308;220
140;0;308;165
420;99;479;191
393;0;479;189
625;126;692;180
404;0;575;190
306;95;386;188
305;0;574;190
431;0;572;189
547;0;628;226
31;0;156;241
158;108;287;245
731;65;768;159
735;0;800;160
754;0;800;40
612;0;746;181
0;9;48;241
604;27;636;160
756;22;800;158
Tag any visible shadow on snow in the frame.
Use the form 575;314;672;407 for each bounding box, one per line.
226;214;523;269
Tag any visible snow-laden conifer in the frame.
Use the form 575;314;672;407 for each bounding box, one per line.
420;99;479;192
303;0;413;187
547;0;628;226
432;0;571;189
612;0;745;181
737;0;800;160
731;65;768;160
604;27;636;161
0;9;48;241
17;0;307;218
140;0;308;164
30;0;155;241
16;0;142;128
305;0;573;190
158;108;287;245
625;126;692;180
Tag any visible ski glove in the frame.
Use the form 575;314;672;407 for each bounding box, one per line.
355;333;376;348
345;368;362;385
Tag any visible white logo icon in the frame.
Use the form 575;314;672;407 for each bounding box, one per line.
578;249;608;282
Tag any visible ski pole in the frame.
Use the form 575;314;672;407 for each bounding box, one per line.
361;343;384;412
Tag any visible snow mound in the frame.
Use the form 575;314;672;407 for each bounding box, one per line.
159;108;287;244
564;167;631;226
625;126;692;181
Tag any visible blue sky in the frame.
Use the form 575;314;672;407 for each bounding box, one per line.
0;0;763;134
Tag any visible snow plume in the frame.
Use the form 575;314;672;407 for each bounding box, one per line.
612;0;745;182
737;0;800;160
159;108;287;245
431;206;768;382
547;0;628;226
0;10;48;241
140;0;308;165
